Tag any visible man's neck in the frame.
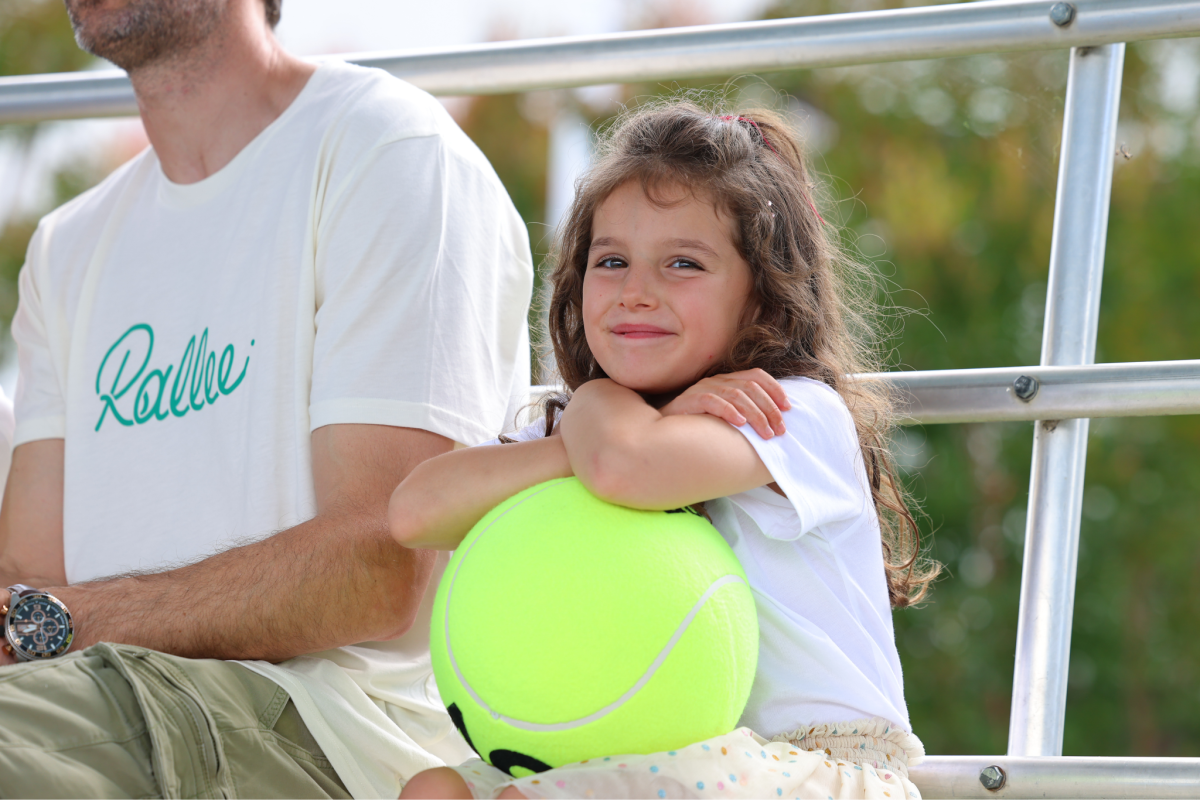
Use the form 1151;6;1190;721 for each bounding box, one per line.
130;9;316;185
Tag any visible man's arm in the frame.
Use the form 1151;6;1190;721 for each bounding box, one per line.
0;424;449;666
0;439;66;588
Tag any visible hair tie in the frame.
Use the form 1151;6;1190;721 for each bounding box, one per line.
718;115;825;225
719;114;780;156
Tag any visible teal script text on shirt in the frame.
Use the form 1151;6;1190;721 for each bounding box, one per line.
95;323;253;431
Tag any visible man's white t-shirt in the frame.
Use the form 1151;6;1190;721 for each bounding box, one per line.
496;378;910;737
11;61;532;798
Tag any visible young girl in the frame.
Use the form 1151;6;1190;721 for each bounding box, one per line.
390;100;937;800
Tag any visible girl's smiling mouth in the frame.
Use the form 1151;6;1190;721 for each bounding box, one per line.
610;323;674;339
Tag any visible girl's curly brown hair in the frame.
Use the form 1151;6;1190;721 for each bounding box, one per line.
541;99;939;607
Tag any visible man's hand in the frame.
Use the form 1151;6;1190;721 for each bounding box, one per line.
659;369;790;439
0;425;451;664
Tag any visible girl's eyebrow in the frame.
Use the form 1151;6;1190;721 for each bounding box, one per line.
588;236;718;257
665;238;719;258
589;236;620;252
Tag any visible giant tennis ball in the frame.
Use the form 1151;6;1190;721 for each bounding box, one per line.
431;477;758;776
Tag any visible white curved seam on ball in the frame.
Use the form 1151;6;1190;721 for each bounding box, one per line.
443;479;568;704
448;554;747;732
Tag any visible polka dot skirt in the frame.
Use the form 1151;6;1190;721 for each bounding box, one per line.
449;717;923;799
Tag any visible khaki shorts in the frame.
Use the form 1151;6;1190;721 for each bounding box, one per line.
0;642;351;799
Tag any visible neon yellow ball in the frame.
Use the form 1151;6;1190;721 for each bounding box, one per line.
431;477;759;776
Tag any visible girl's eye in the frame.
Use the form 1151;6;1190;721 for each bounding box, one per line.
668;258;703;271
594;256;626;270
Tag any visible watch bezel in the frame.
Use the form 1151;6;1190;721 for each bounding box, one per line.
4;589;74;661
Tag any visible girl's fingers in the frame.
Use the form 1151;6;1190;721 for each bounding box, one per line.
740;380;787;436
747;369;791;411
699;393;746;427
670;374;788;436
724;388;773;439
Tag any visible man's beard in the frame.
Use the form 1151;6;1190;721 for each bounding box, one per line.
66;0;227;73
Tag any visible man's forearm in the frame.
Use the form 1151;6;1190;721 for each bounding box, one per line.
45;509;437;662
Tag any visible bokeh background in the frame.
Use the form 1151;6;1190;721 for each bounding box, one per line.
2;0;1198;758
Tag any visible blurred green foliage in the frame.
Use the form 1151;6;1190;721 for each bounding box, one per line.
1;0;90;78
0;0;99;326
1;0;1196;762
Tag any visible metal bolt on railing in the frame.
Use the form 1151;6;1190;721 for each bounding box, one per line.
1050;2;1077;27
1013;375;1040;401
980;764;1008;791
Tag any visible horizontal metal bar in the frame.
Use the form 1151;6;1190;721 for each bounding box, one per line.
909;755;1200;798
0;71;140;125
532;360;1200;426
3;0;1200;124
874;359;1200;424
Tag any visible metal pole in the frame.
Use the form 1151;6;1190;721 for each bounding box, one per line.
909;755;1200;799
2;0;1199;124
1007;42;1125;757
536;359;1200;425
877;360;1200;424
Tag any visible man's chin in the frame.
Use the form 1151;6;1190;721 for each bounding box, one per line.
68;5;141;67
67;0;222;74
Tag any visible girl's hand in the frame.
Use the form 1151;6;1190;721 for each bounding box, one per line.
660;369;790;439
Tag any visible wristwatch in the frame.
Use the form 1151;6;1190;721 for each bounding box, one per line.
3;585;74;662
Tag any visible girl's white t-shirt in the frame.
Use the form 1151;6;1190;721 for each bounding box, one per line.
495;377;910;737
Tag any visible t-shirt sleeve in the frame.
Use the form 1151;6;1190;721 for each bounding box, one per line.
308;133;533;445
733;378;873;540
475;416;551;447
11;223;68;446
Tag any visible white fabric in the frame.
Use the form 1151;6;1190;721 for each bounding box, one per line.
492;377;909;739
451;720;924;800
10;61;533;799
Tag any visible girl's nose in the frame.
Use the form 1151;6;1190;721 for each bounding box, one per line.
618;263;657;309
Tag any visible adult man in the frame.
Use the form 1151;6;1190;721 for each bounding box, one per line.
0;0;532;796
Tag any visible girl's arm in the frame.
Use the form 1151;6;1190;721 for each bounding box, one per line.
389;435;572;550
559;378;775;510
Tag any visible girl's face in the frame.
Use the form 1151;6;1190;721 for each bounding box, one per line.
583;180;755;395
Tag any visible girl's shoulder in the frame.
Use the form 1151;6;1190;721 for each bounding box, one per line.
776;376;856;430
778;375;847;403
730;376;870;538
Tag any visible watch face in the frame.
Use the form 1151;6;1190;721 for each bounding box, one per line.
6;593;73;660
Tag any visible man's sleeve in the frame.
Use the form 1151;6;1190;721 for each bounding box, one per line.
308;133;534;445
11;223;67;446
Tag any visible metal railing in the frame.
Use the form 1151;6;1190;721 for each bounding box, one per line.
4;0;1199;796
3;0;1200;123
